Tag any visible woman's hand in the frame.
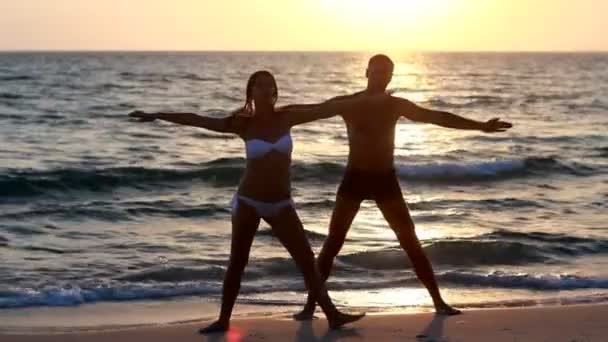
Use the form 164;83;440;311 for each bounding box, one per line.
129;110;156;122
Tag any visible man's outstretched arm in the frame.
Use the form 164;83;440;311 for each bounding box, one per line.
395;97;512;132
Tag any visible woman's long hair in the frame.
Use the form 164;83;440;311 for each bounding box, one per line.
237;70;278;117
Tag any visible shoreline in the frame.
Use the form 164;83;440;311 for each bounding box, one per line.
1;303;607;341
3;293;608;334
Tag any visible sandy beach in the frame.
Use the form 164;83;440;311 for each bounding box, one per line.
1;303;606;342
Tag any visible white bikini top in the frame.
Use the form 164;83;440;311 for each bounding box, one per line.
245;133;293;159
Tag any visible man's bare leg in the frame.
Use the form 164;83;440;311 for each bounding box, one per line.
377;197;461;315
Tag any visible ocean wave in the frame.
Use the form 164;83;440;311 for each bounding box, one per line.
119;72;169;83
111;235;576;284
117;266;226;282
0;225;47;236
84;231;608;281
297;199;337;210
0;75;35;81
119;71;219;83
256;227;350;243
388;87;433;93
338;232;608;270
87;103;135;113
424;92;594;109
188;131;235;140
437;272;608;290
0;198;338;222
0;204;131;222
485;230;602;245
524;92;588;103
2;271;607;309
0;195;495;222
128;132;169;139
0;282;223;309
0;156;592;199
0;161;246;198
319;272;608;292
465;95;507;102
424;95;510;108
409;198;544;211
125;202;230;218
179;73;220;82
101;241;191;255
20;245;76;255
395;156;575;181
595;147;608;158
338;242;547;269
210;92;241;103
0;92;24;100
99;83;134;91
0;113;26;121
588;98;608;111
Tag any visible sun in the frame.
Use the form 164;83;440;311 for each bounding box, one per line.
322;0;451;25
348;0;447;15
317;0;454;48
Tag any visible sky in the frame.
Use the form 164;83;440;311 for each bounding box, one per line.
1;0;607;51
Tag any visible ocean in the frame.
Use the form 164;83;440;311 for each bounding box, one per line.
0;52;607;317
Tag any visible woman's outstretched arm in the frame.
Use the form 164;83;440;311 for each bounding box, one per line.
129;110;244;134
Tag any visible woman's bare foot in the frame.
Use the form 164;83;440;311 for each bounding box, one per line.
435;304;462;316
293;301;317;321
198;320;229;334
328;311;366;330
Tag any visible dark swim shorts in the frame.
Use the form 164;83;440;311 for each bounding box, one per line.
337;168;403;203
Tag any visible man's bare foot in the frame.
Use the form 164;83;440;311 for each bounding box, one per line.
198;320;229;334
435;304;462;316
328;311;366;330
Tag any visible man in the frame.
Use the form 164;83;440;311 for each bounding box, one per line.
295;54;512;319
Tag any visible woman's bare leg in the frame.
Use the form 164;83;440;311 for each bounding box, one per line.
294;195;361;320
267;206;365;329
199;202;261;334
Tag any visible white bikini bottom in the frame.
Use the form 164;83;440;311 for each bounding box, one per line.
231;195;294;218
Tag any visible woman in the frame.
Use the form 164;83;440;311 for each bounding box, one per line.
129;70;375;333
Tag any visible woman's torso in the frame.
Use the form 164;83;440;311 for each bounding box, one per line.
236;112;293;201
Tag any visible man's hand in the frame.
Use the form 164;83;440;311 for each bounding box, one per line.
481;118;512;133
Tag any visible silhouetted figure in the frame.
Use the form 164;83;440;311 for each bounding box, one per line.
292;55;513;320
129;71;375;333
